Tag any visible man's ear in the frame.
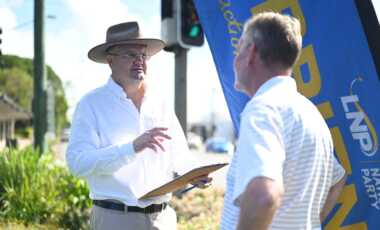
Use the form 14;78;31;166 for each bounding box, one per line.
106;55;113;68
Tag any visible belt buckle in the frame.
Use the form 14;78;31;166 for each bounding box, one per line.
149;204;158;214
147;203;164;214
157;203;166;213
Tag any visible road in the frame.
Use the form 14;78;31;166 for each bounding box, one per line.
53;142;231;190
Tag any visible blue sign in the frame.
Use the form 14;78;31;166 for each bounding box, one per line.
194;0;380;229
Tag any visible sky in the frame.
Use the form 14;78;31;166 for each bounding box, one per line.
0;0;230;125
1;0;380;126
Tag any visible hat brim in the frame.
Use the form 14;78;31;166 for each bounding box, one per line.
88;38;166;63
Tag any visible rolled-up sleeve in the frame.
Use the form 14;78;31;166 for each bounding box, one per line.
233;104;285;204
66;99;136;178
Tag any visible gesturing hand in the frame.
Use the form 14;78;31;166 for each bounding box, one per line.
133;127;171;153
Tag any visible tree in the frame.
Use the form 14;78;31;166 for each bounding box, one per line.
0;68;33;110
0;54;69;135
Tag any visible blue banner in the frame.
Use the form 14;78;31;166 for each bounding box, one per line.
194;0;380;229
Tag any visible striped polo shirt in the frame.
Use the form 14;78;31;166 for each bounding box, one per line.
220;76;345;230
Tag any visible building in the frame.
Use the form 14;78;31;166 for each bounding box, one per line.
0;93;31;149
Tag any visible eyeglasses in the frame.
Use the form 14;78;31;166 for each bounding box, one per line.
108;52;150;61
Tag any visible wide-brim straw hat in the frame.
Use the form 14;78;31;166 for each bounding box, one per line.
88;21;166;63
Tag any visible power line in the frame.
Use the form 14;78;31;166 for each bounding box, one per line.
12;15;56;30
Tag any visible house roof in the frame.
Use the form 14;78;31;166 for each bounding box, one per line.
0;93;32;121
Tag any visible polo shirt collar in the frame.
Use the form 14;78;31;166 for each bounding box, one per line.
254;76;296;98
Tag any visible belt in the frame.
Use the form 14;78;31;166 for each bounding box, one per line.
93;200;167;214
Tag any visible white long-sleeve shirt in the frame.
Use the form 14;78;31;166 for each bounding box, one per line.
66;77;196;207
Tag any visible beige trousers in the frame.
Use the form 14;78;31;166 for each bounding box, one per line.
90;205;177;230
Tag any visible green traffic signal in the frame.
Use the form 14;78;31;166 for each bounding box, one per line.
189;25;201;38
178;0;204;47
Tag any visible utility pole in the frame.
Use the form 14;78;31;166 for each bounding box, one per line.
174;46;188;135
33;0;47;153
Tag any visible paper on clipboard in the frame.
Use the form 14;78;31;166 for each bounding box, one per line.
138;163;228;200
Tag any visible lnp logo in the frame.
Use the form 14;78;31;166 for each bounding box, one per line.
340;76;378;157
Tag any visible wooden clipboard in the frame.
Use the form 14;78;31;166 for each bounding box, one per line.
138;163;228;200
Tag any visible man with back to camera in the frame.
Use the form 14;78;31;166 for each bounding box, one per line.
66;21;211;230
220;12;347;230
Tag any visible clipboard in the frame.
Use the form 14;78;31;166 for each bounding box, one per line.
138;163;228;200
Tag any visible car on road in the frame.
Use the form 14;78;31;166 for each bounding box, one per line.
205;137;234;155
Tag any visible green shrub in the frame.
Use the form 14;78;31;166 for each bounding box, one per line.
0;147;55;223
0;147;226;229
56;172;91;229
0;147;91;229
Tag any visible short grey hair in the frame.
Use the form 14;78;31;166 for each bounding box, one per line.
243;12;302;68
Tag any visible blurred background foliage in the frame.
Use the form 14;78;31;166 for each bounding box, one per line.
0;54;69;136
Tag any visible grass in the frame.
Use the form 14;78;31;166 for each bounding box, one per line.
0;221;57;229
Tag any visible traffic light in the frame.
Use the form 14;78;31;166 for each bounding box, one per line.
177;0;204;48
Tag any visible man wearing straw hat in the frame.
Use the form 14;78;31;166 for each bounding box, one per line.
66;21;210;230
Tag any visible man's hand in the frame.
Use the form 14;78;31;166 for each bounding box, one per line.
190;174;213;189
133;127;171;153
320;174;347;222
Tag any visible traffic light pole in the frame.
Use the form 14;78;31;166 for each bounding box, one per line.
161;0;204;136
174;46;188;136
33;0;47;153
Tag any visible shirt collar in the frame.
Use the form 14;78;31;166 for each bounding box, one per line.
105;76;151;100
254;75;296;98
106;76;128;99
